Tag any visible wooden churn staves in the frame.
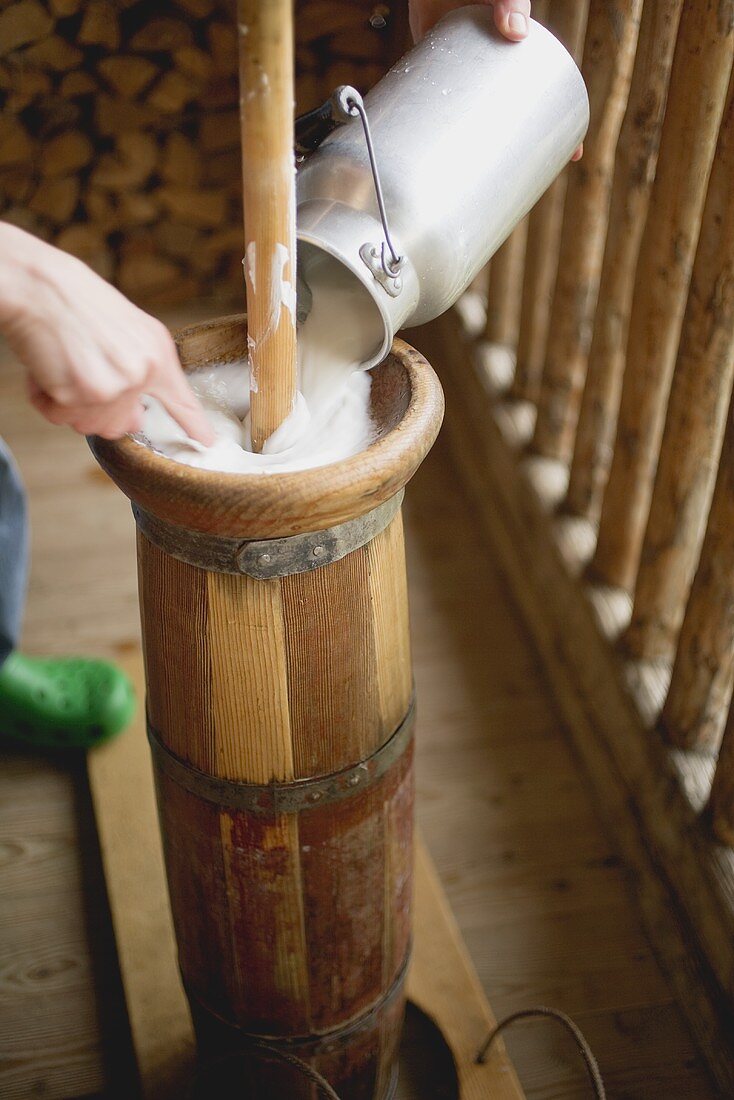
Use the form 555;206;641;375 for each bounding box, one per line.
89;315;444;1098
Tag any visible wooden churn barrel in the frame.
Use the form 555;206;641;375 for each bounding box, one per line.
90;315;444;1098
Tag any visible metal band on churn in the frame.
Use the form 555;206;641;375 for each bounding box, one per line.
148;697;415;815
133;489;404;577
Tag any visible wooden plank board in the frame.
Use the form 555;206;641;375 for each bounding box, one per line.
411;309;734;1095
87;653;524;1099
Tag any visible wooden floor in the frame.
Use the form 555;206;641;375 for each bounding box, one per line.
0;306;718;1099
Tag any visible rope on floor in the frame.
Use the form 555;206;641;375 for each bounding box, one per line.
476;1005;607;1099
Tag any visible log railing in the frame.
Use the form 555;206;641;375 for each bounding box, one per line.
427;0;734;1088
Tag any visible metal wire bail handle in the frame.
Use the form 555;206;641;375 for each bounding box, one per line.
331;85;406;298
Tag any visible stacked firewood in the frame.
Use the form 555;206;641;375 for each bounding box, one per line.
0;0;403;305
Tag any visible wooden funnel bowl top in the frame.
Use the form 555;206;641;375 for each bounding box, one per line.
90;314;444;538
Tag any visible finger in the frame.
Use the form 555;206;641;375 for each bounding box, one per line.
75;399;146;439
147;357;215;446
571;142;584;162
491;0;531;41
33;391;146;439
29;387;69;426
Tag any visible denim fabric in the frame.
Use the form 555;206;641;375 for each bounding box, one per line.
0;438;28;667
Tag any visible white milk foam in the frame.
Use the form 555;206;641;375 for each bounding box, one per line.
138;254;384;474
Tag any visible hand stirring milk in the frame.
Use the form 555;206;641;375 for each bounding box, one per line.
138;252;384;473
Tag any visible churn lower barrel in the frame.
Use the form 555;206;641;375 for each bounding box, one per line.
90;316;444;1099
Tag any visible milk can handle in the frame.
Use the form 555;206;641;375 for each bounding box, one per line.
330;86;405;283
294;86;405;294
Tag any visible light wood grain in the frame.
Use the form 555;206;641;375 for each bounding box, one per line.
531;0;642;463
624;67;734;660
207;570;295;783
366;511;413;742
591;0;734;590
565;0;684;519
87;677;195;1100
239;0;298;450
409;843;524;1100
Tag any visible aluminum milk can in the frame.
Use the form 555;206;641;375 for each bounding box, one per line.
296;4;589;367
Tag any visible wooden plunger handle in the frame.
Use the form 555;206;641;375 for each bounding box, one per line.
238;0;298;454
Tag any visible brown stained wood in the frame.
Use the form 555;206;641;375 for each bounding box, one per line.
84;659;523;1099
298;759;413;1032
84;664;521;1095
206;570;295;784
156;775;240;1023
483;219;528;348
565;0;684;519
281;547;379;776
591;0;734;591
219;811;312;1027
531;0;642;463
624;68;734;661
94;318;444;1096
662;399;734;752
366;510;413;741
90;324;444;539
239;0;298;451
137;532;214;772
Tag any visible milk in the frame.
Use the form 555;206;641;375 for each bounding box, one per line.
138;251;384;474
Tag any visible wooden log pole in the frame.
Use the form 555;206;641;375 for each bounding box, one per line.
483;218;528;349
564;0;683;519
661;396;734;753
590;0;734;591
239;0;298;453
708;698;734;845
510;0;589;404
624;68;734;661
530;0;642;462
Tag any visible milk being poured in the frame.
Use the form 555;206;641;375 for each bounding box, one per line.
139;251;384;473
